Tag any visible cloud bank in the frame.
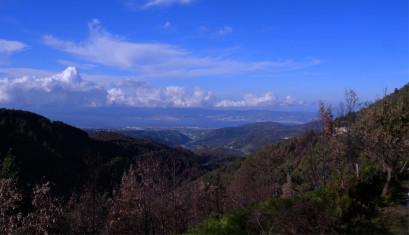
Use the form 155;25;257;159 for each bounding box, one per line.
0;67;305;109
0;67;105;107
107;83;213;108
43;19;320;79
215;92;304;108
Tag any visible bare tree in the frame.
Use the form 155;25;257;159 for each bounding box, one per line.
343;89;361;179
0;177;22;233
318;100;336;189
108;157;194;234
21;182;66;233
107;164;144;234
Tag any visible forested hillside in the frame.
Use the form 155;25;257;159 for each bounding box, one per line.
186;121;321;155
88;129;192;146
186;86;409;234
0;84;408;234
0;109;210;233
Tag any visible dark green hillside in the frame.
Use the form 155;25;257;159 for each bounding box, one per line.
114;129;192;146
192;146;241;170
186;121;321;155
0;109;90;195
0;109;207;197
89;131;136;142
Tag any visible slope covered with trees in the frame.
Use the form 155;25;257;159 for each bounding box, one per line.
185;85;409;234
0;109;210;233
186;121;321;155
0;109;207;195
0;83;408;233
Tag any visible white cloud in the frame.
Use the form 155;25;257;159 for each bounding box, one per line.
164;86;213;107
107;80;213;108
215;92;305;108
197;25;233;38
0;39;28;54
163;21;171;29
0;67;105;107
124;0;194;10
43;19;187;71
44;19;320;79
0;39;28;64
158;21;175;31
215;92;277;108
0;67;56;78
218;26;233;36
282;95;305;106
107;80;162;106
0;67;306;109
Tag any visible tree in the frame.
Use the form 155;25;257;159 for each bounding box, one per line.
0;177;22;233
281;174;293;198
0;149;18;179
65;189;109;234
359;96;409;196
318;100;336;190
343;89;360;179
107;164;143;234
21;182;66;233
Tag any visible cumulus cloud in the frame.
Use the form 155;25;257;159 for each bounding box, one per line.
282;95;305;106
0;67;306;109
215;92;305;108
215;92;277;108
0;67;105;107
0;39;28;54
43;19;320;79
107;80;162;107
107;80;213;108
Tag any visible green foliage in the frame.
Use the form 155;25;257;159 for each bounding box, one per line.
188;173;391;234
0;149;18;179
186;212;248;235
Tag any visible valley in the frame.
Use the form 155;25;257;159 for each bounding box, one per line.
0;83;408;233
85;120;321;155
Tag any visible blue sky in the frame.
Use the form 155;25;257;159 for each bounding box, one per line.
0;0;408;114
